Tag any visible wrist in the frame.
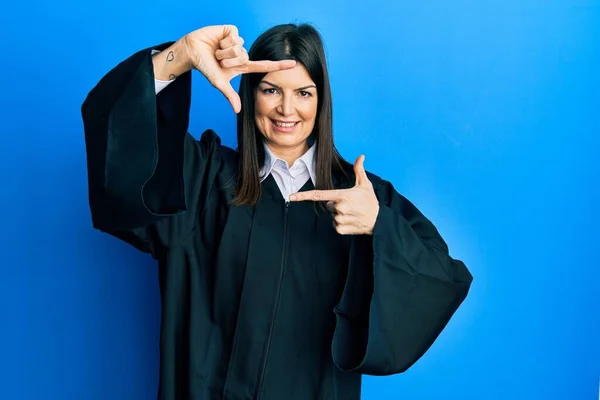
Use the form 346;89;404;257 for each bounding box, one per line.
152;39;193;81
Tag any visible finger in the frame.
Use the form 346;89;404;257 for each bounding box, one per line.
215;44;244;61
289;189;345;202
334;201;351;216
214;80;241;114
242;60;296;74
220;49;250;69
219;25;241;48
219;35;244;50
354;155;369;187
334;214;360;226
334;223;355;235
334;214;347;226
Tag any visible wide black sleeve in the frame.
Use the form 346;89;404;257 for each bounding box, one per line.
81;41;222;256
331;179;473;375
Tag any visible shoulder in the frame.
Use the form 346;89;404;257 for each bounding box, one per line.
334;159;387;190
366;170;384;188
366;172;440;235
184;129;239;186
362;169;408;207
193;129;239;165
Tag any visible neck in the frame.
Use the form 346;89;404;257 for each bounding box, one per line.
266;140;310;166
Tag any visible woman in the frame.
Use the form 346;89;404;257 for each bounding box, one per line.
81;23;473;400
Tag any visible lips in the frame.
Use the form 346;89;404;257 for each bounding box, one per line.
271;119;299;133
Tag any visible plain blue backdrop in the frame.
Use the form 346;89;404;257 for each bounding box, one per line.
1;0;598;399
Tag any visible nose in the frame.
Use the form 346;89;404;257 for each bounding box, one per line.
276;94;294;117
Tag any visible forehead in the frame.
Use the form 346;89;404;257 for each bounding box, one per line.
262;64;315;87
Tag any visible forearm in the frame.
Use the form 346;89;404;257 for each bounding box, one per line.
152;38;193;81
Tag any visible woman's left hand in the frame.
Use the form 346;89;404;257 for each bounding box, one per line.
289;155;380;235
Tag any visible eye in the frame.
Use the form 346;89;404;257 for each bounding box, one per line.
298;91;313;98
262;88;278;95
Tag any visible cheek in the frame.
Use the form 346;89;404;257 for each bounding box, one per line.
254;98;272;132
254;97;269;118
300;101;318;123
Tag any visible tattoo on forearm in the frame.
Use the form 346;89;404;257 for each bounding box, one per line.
166;51;174;62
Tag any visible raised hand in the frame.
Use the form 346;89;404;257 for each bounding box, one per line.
184;25;296;113
289;155;380;235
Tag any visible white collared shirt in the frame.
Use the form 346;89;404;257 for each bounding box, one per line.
260;140;317;201
154;74;316;201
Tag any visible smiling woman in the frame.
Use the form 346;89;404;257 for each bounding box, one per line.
80;22;473;400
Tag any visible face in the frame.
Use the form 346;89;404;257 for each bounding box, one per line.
254;64;318;156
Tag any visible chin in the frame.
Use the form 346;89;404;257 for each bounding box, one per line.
263;127;306;146
268;132;309;147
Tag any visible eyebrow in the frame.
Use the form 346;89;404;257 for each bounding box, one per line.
260;80;317;91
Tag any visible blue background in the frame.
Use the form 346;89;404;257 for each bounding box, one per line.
1;0;598;399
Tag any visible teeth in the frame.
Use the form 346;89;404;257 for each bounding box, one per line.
274;121;296;128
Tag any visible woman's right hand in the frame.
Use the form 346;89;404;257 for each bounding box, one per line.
182;25;296;113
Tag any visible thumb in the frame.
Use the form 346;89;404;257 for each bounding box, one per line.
354;155;368;187
216;80;241;113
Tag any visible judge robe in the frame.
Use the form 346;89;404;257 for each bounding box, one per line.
80;41;473;400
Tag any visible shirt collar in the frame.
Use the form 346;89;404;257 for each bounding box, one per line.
260;140;317;185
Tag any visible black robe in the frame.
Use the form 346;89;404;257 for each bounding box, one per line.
81;41;473;400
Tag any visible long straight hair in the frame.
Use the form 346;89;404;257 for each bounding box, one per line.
232;23;349;206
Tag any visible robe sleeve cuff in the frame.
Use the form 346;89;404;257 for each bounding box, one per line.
102;42;193;225
332;203;472;375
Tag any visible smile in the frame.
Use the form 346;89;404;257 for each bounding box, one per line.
271;119;299;132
